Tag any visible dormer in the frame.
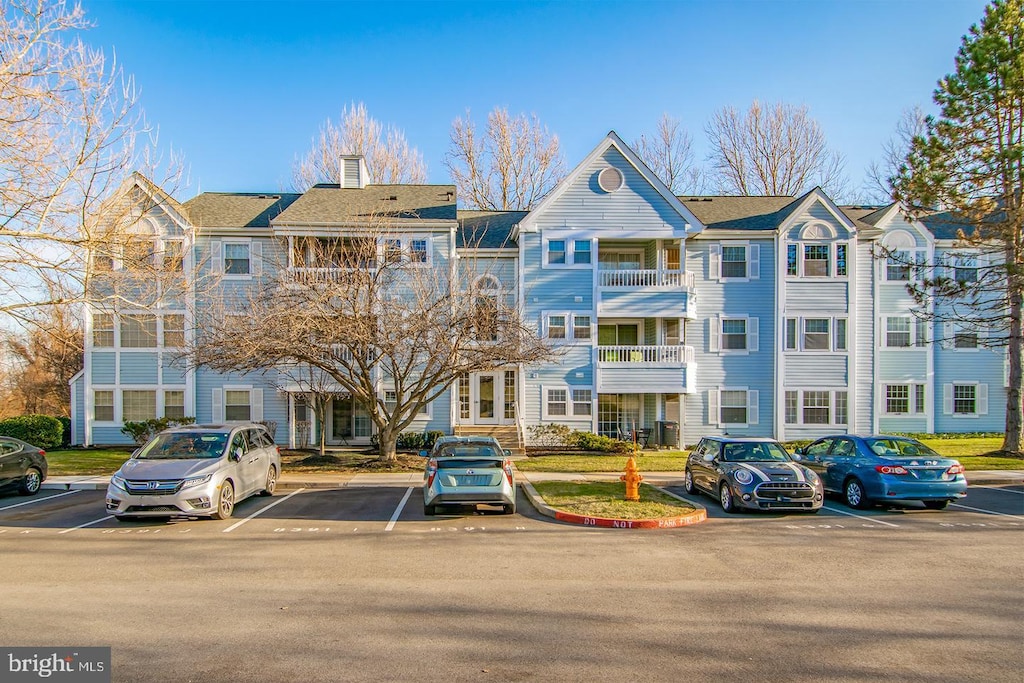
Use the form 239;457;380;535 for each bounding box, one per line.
341;155;369;189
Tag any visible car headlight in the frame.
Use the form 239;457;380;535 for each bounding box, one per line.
733;469;753;485
110;474;127;491
181;474;213;490
803;469;821;484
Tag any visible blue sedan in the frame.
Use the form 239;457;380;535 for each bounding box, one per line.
793;435;967;510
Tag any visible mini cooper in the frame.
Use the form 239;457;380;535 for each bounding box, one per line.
684;436;823;513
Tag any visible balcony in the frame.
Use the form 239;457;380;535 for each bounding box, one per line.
597;269;696;318
595;345;695;394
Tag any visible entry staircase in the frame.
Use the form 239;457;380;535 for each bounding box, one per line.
452;424;524;456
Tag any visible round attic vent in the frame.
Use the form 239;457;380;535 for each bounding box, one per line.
597;167;624;193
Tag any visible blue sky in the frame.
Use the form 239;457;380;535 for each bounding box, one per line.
82;0;989;201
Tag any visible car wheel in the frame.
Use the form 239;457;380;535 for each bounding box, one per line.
503;503;516;515
683;469;697;495
211;480;235;520
843;478;870;510
923;500;950;510
261;466;277;496
719;483;737;513
18;467;42;496
423;503;436;516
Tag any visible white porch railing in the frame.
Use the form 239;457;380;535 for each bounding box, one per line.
595;345;695;365
598;269;695;289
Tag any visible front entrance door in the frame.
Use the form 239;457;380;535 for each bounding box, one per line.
474;372;502;425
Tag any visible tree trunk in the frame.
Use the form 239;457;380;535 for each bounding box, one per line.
377;426;399;462
1002;259;1023;455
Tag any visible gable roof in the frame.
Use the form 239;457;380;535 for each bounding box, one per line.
517;131;704;235
183;192;302;228
457;210;525;249
273;184;457;225
679;196;799;231
918;211;981;240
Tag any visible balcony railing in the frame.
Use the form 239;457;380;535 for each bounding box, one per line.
598;269;695;289
595;345;695;365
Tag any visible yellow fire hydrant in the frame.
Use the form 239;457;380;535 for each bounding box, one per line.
621;455;643;502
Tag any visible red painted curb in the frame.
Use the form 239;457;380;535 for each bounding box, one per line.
552;508;707;529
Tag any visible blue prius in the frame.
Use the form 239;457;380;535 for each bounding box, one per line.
793;435;968;510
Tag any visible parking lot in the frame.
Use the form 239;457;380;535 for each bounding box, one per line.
1;481;1021;682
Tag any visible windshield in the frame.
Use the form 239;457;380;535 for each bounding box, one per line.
438;445;502;458
865;438;941;459
721;442;791;462
135;432;228;460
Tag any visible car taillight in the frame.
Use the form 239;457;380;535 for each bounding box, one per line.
876;464;909;475
946;464;965;476
39;450;46;456
503;459;514;486
426;459;438;488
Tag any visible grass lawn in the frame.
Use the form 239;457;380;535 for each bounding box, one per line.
45;448;136;476
531;481;696;519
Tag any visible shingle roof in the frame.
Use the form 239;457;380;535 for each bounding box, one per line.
457;210;525;249
918;211;982;240
183;192;301;228
273;184;457;224
678;195;800;231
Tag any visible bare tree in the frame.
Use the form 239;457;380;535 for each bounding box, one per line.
1;303;83;416
190;223;557;462
706;100;849;198
633;113;706;195
0;0;180;328
291;102;427;190
864;106;928;203
444;107;565;210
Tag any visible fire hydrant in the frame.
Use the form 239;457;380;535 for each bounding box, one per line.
620;455;643;502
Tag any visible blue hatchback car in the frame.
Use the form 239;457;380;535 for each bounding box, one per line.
793;435;967;510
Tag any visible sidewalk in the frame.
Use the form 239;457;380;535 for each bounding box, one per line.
40;468;1024;491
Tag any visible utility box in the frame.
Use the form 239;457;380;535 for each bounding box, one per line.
657;421;679;449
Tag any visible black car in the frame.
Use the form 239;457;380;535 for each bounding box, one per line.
0;436;48;496
684;436;823;513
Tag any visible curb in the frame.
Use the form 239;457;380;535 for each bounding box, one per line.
520;479;708;529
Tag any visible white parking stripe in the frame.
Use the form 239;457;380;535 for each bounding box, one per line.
0;489;79;511
59;515;115;534
974;485;1024;495
951;503;1024;519
384;487;414;532
222;488;306;533
821;504;900;527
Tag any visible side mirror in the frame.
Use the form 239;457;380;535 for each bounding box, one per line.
232;448;244;462
793;447;805;456
503;449;512;457
791;453;803;461
418;450;429;457
703;453;715;462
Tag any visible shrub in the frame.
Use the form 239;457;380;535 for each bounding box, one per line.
120;417;196;444
424;431;444;449
395;432;426;450
56;416;72;446
0;414;64;449
529;423;573;448
568;430;635;454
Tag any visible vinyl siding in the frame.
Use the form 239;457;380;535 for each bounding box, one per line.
784;355;847;386
91;352;116;384
119;352;159;384
855;241;875;432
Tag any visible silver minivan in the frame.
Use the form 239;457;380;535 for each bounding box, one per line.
106;423;281;520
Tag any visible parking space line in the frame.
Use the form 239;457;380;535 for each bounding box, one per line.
951;503;1024;519
222;488;306;533
0;490;79;512
59;515;114;534
821;504;900;527
384;487;414;532
974;485;1024;495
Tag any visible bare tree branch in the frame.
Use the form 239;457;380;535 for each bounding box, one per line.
633;113;707;195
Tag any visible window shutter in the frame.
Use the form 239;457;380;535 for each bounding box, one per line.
941;322;953;350
748;317;759;352
878;317;885;348
942;384;952;415
709;316;720;353
251;241;262;276
709;244;721;281
708;389;720;427
978;384;988;415
252;388;264;421
212;388;224;423
747;389;759;425
211;241;223;274
748;244;760;279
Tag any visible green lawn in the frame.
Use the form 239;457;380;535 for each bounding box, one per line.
531;481;696;519
45;448;136;476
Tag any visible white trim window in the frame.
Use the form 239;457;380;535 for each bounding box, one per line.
882;248;927;283
223;242;252;276
163;314;185;348
120;314;158;349
784;317;847;352
882;316;924;348
544;312;592;342
161;239;185;272
710;242;759;281
213;386;264;423
783;389;849;426
93;389;115;422
883;383;927;415
544;237;593;268
946;322;980;351
164;390;186;420
384;389;431;418
943;383;988;417
92;313;115;348
543;386;591;419
952;254;978;284
708;388;759;426
710;315;758;354
785;241;849;278
122;389;157;422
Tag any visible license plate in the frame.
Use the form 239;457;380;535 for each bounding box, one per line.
455;475;490;486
